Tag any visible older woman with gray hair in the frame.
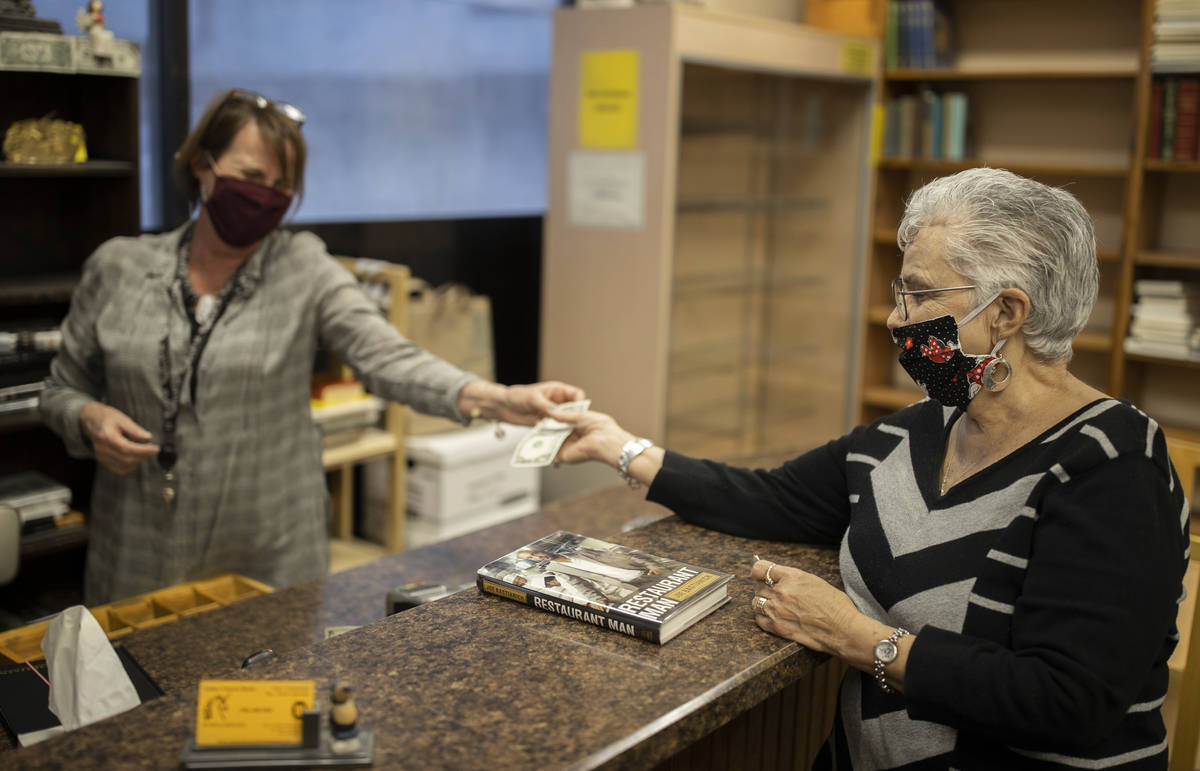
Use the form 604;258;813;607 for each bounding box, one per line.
553;168;1189;769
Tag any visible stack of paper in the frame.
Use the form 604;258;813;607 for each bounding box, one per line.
1123;279;1200;361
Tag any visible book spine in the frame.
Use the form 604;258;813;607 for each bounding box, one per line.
920;0;935;69
930;90;944;159
883;98;899;158
1150;80;1164;160
946;92;967;161
932;0;954;68
896;94;917;159
476;575;663;643
1164;77;1178;162
885;0;899;70
1174;77;1199;162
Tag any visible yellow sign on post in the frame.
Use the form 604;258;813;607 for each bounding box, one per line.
195;680;315;746
579;50;639;149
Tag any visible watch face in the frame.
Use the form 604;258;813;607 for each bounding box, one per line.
874;640;898;663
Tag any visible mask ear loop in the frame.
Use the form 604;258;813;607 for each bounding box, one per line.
957;291;1013;392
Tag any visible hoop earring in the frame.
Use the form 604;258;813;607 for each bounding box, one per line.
981;355;1012;392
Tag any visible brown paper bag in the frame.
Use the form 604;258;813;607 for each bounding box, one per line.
405;278;495;435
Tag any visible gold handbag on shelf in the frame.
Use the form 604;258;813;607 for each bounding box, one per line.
3;116;88;164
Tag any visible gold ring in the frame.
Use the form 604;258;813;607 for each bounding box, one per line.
754;596;769;615
764;562;777;587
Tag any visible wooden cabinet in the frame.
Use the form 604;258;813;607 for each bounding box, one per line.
541;5;877;460
860;0;1200;443
0;32;140;523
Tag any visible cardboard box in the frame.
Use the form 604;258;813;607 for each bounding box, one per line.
405;425;539;522
363;425;540;545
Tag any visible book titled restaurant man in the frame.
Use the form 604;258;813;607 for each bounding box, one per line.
476;531;733;644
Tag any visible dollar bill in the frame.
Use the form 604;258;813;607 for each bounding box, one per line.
510;399;591;468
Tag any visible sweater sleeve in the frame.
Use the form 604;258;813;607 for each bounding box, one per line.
38;243;115;458
311;251;477;423
903;451;1187;751
645;431;858;546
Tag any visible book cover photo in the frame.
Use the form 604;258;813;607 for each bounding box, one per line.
477;531;734;644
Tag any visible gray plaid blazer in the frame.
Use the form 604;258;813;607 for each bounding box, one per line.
40;224;476;604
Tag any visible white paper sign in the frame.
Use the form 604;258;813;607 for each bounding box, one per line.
567;151;644;229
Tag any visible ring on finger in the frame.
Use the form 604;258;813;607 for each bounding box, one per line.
764;562;777;587
754;595;769;615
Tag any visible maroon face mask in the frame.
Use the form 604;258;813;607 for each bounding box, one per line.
203;173;292;248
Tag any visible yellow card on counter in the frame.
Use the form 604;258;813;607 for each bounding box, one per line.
195;680;315;746
579;49;639;149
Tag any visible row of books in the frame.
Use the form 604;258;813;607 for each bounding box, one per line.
1150;77;1200;162
884;0;953;70
1153;0;1200;72
1122;278;1200;362
881;89;968;161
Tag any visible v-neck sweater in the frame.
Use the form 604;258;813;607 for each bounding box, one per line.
648;397;1189;770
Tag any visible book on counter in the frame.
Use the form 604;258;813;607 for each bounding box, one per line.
477;531;733;644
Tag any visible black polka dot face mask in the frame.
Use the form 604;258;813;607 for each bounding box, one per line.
891;292;1007;411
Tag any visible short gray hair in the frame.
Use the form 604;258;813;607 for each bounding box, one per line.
897;167;1099;363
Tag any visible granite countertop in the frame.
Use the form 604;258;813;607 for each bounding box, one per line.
8;458;841;769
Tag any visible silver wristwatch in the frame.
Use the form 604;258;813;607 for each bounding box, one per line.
872;627;910;693
617;438;654;489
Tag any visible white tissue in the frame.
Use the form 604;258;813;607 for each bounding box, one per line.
40;605;141;731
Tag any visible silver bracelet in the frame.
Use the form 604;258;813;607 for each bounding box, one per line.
617;438;653;489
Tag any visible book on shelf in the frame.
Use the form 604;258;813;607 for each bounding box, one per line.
1151;80;1165;159
882;90;966;162
1164;77;1178;162
942;92;967;161
1126;278;1200;359
1175;78;1199;162
885;0;900;70
476;530;734;644
1134;278;1200;298
1123;337;1200;362
887;0;953;70
921;87;942;159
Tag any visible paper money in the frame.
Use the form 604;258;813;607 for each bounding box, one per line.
510;399;591;468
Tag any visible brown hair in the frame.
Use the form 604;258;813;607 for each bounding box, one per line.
172;89;307;207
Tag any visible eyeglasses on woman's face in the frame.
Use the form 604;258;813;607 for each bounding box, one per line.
891;277;977;321
226;88;306;127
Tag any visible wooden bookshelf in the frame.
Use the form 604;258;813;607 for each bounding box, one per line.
860;0;1200;442
884;67;1138;81
0;37;141;538
876;157;1130;178
542;4;875;467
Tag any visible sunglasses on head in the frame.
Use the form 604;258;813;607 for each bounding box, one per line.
225;88;306;127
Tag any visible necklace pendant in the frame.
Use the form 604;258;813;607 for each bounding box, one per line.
195;294;216;326
163;471;176;505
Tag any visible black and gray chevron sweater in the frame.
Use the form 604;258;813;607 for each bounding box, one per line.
648;398;1190;770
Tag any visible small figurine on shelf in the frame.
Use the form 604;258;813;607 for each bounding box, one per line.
75;0;113;58
328;682;360;753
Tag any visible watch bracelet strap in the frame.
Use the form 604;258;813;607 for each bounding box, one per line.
873;627;910;694
617;438;653;489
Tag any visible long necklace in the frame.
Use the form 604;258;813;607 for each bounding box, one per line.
940;422;957;496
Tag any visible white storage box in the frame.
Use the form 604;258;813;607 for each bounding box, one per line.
402;423;539;530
